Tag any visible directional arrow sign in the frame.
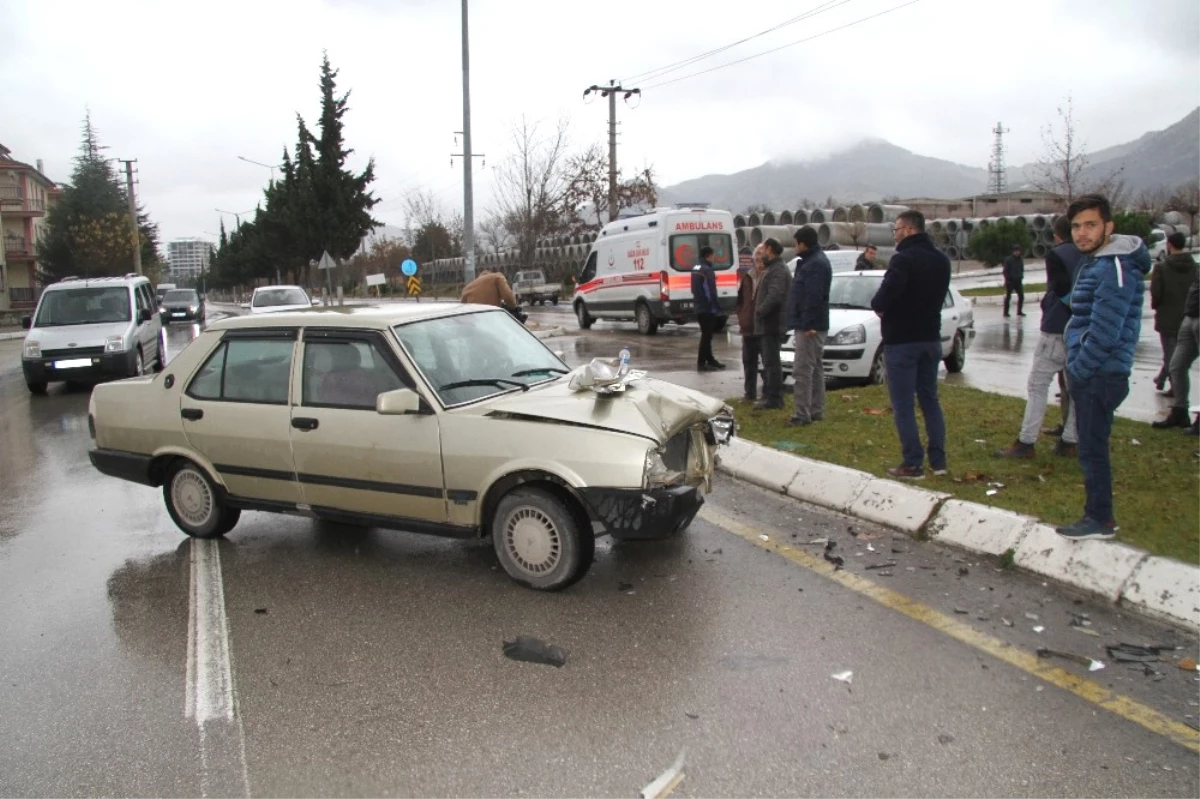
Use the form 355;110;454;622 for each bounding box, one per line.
318;251;336;270
407;276;422;296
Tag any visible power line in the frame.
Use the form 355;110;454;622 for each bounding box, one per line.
623;0;852;84
642;0;922;91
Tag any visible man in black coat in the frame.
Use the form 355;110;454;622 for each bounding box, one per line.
786;226;832;425
754;238;791;410
870;211;952;479
1003;245;1026;317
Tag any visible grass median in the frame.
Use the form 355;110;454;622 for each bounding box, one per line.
727;383;1199;564
961;282;1048;297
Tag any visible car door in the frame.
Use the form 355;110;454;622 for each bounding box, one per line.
179;327;305;506
940;289;958;356
288;328;446;523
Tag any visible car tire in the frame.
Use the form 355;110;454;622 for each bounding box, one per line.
26;381;47;395
163;460;241;539
131;346;146;378
575;301;594;330
866;346;886;386
153;335;166;372
944;332;966;373
492;486;592;591
551;296;559;306
635;301;659;335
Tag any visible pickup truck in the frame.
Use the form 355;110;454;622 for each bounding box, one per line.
513;269;561;306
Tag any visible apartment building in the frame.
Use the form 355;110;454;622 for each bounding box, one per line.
0;143;60;311
167;238;211;281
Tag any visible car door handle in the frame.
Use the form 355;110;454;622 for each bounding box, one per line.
291;417;319;431
181;408;203;421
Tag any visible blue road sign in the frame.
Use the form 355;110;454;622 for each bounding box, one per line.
401;259;418;277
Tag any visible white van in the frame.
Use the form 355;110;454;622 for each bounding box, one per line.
574;206;738;335
20;274;165;394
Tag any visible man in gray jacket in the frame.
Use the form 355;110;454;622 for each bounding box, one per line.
787;227;832;425
754;238;791;410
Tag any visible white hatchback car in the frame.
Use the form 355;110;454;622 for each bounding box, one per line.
246;285;315;314
781;270;975;385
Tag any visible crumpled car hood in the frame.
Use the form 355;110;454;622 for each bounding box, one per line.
485;374;727;444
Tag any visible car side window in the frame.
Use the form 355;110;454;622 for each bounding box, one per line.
301;338;408;410
943;291;955;309
579;252;597;284
186;337;294;404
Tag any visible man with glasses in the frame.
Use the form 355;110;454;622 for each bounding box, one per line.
870;211;951;479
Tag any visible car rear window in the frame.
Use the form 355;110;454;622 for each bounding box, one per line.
669;233;733;272
163;290;198;302
253;288;309;307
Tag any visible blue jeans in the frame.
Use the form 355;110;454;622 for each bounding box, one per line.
1069;373;1129;524
885;341;946;470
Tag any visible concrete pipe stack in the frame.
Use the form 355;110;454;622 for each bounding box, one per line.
762;211;777;225
779;210;794;225
793;209;809;226
832;206;849;222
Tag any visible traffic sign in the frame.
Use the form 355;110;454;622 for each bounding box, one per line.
318;251;336;271
407;276;422;296
401;258;418;277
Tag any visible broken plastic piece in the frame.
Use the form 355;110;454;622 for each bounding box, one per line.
1036;647;1105;672
1105;644;1161;663
502;635;568;668
865;562;898;571
640;748;686;799
937;734;955;745
758;534;769;542
831;670;853;684
1033;626;1045;633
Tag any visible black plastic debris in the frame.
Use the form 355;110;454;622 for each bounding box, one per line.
1106;644;1162;663
823;540;845;570
618;581;635;592
953;608;969;615
865;562;898;571
502;635;568;668
877;752;891;761
254;608;268;615
937;734;955;745
957;567;969;577
685;712;699;720
1037;647;1105;671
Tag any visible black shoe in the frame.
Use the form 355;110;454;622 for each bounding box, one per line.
742;395;757;403
1152;408;1190;429
786;416;811;426
708;360;727;370
1186;420;1199;437
1056;517;1117;540
753;400;783;411
1017;312;1026;317
698;364;720;372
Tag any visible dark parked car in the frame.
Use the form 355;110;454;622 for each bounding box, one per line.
159;289;205;324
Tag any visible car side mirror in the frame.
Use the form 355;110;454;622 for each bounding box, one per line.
240;303;251;310
21;316;32;330
376;388;422;415
138;308;153;324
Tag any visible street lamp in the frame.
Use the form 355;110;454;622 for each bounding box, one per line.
237;156;282;182
215;208;254;228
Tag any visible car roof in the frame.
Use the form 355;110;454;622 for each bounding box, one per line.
251;284;308;293
207;302;501;332
44;275;148;291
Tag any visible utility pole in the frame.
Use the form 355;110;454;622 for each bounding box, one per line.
460;0;476;282
583;81;640;222
987;122;1009;196
118;159;142;275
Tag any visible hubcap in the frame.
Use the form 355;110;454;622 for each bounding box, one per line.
504;506;561;575
136;350;145;376
172;469;214;529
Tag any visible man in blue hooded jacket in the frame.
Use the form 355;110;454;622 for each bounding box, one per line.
1057;194;1150;541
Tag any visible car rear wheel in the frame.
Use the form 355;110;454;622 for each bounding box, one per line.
551;296;559;306
493;487;592;590
866;346;886;386
944;332;966;373
163;460;241;539
635;301;659;335
26;381;47;395
575;301;594;330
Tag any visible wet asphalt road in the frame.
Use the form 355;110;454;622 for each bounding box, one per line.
0;313;1197;797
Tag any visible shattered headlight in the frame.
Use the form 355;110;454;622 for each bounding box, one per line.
831;324;866;345
643;446;683;488
710;415;735;444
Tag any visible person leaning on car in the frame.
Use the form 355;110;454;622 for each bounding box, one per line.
461;266;518;309
753;238;791;411
735;244;767;401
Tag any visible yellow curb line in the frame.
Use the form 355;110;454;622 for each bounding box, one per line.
699;506;1200;754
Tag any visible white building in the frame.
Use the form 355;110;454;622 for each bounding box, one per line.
167;238;211;280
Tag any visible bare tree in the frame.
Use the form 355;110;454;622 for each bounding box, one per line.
402;188;449;242
491;116;571;267
1135;185;1173;222
476;213;512;254
1033;94;1091;203
558;143;658;233
847;220;869;250
1167;178;1200;231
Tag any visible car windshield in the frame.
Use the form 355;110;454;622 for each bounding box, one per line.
253;288;309;307
34;286;131;326
163;290;198;303
393;309;568;406
828;275;884;310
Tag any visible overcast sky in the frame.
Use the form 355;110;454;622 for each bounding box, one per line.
2;0;1197;246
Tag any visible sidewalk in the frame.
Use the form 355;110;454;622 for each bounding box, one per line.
717;436;1199;631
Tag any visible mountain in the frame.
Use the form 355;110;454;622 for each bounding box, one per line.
660;109;1199;211
659;139;990;211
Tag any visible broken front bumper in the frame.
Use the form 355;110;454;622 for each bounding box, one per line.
578;485;703;541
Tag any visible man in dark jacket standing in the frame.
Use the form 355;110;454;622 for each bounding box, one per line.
735;245;766;401
787;227;832;425
995;216;1081;459
1058;194;1150;541
691;246;725;371
1149;232;1197;398
870;211;951;479
754;238;791;410
1003;246;1026;317
1154;273;1200;431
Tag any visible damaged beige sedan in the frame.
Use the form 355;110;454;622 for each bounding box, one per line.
87;304;734;590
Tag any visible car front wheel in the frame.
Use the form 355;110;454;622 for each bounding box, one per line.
865;346;886;386
493;487;593;590
944;332;966;373
163;460;241;539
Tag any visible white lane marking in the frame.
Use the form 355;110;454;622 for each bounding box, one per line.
187;538;234;722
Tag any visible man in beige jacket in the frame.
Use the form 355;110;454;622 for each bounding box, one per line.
461;267;518;309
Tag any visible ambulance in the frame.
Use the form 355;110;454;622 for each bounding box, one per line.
573;205;738;335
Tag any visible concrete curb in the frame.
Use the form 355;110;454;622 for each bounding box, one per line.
0;331;24;341
716;437;1200;630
